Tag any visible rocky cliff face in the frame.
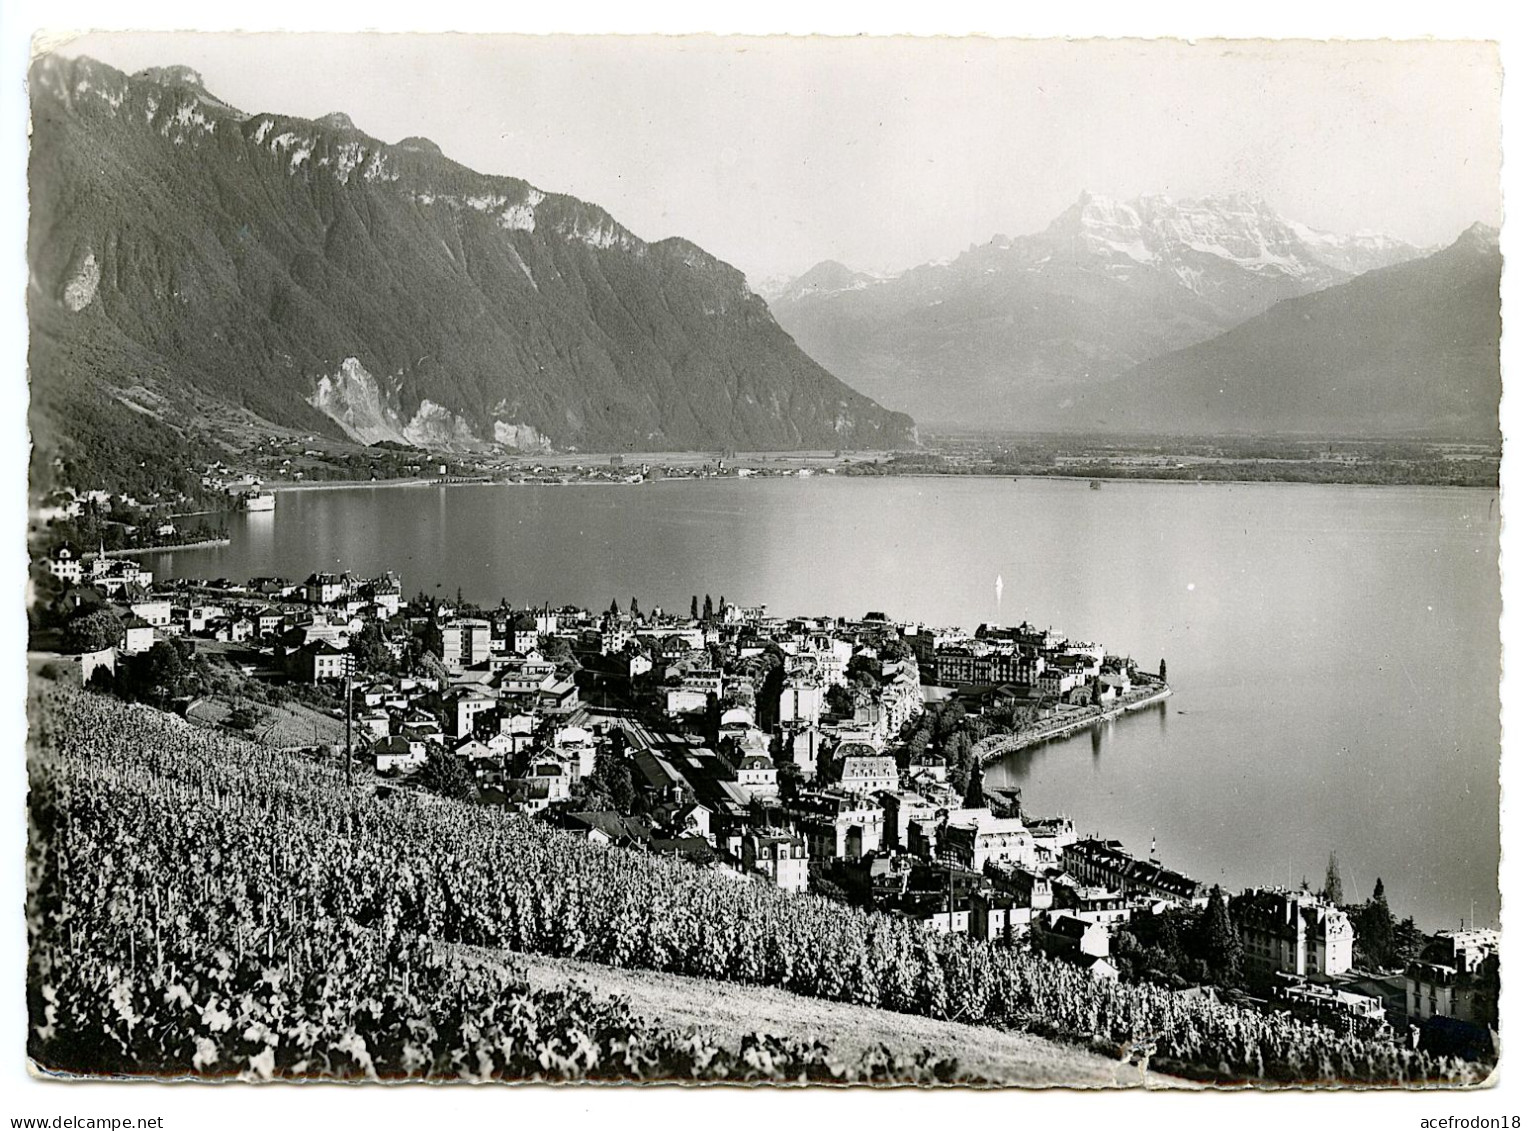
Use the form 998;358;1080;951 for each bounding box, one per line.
27;54;915;491
769;191;1425;428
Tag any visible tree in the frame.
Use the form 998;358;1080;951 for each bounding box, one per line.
1198;886;1243;988
944;731;974;796
901;721;934;768
690;595;699;620
702;594;714;622
847;654;882;688
62;608;123;655
416;747;478;802
1394;916;1427;963
1157;914;1188;981
27;567;66;633
1005;698;1039;733
629;596;640;620
608;598;620;617
963;763;989;810
1158;658;1167;682
1355;877;1397;969
421;618;444;661
227;702;264;732
593;748;635;813
1470;953;1500;1031
538;635;576;670
757;660;786;729
348;622;391;675
1323;851;1343;905
941;730;971;769
1112;929;1144;982
413;649;448;684
121;640;184;705
703;692;722;745
609;763;635;813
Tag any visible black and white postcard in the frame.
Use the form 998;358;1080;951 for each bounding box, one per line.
12;18;1512;1118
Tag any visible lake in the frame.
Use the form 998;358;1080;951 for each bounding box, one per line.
154;475;1500;930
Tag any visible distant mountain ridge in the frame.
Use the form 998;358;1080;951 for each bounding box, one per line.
762;261;887;304
1038;191;1421;315
1068;224;1502;440
769;191;1427;428
27;54;915;493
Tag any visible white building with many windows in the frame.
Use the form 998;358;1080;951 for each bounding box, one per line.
741;831;808;893
1228;888;1354;978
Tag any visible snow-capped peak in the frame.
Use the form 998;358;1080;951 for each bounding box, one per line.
1041;190;1421;294
769;260;886;302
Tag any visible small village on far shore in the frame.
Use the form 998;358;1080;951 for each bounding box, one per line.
26;540;1502;1062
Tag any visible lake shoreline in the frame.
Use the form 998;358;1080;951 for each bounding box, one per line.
976;686;1175;766
104;538;231;557
262;469;1499;495
269;477;440;493
865;471;1498;491
146;473;1499;931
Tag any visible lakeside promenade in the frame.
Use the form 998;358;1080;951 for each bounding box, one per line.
100;537;231;557
974;684;1174;766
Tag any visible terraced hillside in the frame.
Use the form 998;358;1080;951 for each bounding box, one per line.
26;682;1485;1085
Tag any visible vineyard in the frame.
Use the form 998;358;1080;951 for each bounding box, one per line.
27;684;1489;1085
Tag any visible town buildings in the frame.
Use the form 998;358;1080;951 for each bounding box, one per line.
1228;888;1355;978
1403;929;1500;1027
741;831;810;893
1062;839;1205;907
441;618;492;671
45;555;1346;1008
939;814;1037;872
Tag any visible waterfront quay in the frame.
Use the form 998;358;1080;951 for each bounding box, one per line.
973;684;1174;765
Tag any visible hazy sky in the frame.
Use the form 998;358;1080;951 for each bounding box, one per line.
50;32;1502;283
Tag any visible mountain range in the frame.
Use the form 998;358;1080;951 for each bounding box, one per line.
1073;223;1502;439
27;55;915;494
766;191;1499;436
27;54;1500;496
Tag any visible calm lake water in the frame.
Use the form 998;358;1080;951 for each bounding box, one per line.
156;476;1500;930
